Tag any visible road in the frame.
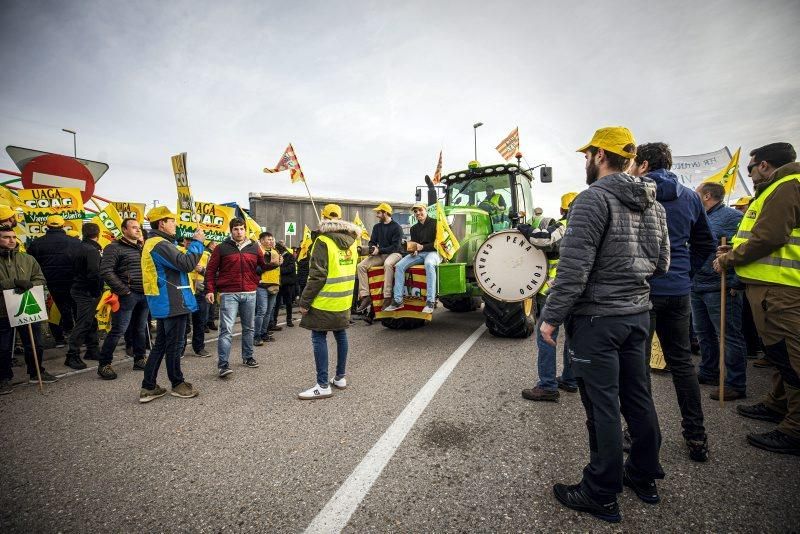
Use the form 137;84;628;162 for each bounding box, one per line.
1;308;797;533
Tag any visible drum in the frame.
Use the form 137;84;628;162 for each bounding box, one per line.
474;230;548;302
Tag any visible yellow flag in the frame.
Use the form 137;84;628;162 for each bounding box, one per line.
353;211;370;241
298;224;313;260
434;202;460;261
702;147;740;194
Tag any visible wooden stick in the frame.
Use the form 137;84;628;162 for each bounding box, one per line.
302;179;322;224
719;236;727;407
27;323;43;394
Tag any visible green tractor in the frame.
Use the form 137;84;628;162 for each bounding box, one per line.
375;160;552;338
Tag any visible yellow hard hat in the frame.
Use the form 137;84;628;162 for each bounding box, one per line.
0;204;16;221
560;192;579;210
321;203;342;219
46;214;66;228
372;202;393;215
146;206;178;223
731;195;753;207
577;126;637;159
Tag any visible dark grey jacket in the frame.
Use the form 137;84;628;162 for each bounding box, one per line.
541;173;670;326
100;237;144;295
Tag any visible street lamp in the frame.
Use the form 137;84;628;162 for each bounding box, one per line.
62;128;76;158
472;122;483;162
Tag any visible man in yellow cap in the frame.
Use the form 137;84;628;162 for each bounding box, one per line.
138;206;205;403
731;195;753;213
321;204;342;221
540;126;669;521
27;213;82;348
355;203;403;312
0;205;16;228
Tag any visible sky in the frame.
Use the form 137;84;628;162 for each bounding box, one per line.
1;0;798;216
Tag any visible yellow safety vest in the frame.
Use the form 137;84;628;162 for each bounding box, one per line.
142;236;167;296
488;193;506;212
310;235;357;312
538;218;567;296
188;250;210;288
731;173;800;287
260;248;281;285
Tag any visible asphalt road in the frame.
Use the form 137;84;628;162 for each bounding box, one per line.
1;308;797;533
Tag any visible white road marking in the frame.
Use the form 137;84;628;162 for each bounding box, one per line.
305;323;487;534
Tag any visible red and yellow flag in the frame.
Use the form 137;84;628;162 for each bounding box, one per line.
703;147;740;195
432;150;443;184
263;143;305;183
496;127;520;161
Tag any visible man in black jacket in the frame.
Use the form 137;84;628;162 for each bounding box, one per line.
272;241;297;327
355;203;403;311
65;223;103;370
27;215;82;345
97;218;149;379
541;127;670;522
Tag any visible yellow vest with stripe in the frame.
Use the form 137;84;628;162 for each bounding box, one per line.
142;236;167;296
538;217;567;296
731;173;800;287
310;235;357;312
260;248;281;285
188;250;210;288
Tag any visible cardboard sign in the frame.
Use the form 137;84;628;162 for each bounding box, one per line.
89;204;125;247
177;201;236;243
112;202;146;223
3;285;48;327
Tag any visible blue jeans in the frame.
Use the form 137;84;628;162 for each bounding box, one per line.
536;317;576;390
254;287;278;340
99;292;150;365
691;290;747;391
217;292;256;368
142;315;187;389
311;329;348;387
392;251;441;304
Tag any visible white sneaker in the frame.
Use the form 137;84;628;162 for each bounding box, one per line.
422;302;435;314
330;376;347;389
384;300;404;312
298;384;333;400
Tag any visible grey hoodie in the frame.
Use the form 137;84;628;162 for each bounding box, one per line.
541;173;670;326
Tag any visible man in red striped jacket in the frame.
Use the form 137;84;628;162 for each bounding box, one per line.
205;217;268;378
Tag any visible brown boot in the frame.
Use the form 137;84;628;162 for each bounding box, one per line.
355;296;372;313
753;358;773;368
521;387;560;402
710;387;747;401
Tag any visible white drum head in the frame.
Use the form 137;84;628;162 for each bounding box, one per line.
474;230;548;302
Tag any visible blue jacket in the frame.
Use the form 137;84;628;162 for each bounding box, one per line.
142;230;203;319
692;202;743;292
647;168;716;297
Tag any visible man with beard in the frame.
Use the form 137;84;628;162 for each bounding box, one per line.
540;127;670;522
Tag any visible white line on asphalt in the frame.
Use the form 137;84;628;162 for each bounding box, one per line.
304;323;487;534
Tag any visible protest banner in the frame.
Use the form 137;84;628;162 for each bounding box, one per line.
172;152;197;239
672;147;751;199
178;201;236;243
17;188;85;240
112;202;146;223
89;203;125;247
3;285;48;390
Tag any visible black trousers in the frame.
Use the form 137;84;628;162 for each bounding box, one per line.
48;283;76;338
567;312;664;500
0;318;45;380
647;295;706;440
67;289;100;359
272;284;295;325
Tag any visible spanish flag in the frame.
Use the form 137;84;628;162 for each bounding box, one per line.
703;147;740;195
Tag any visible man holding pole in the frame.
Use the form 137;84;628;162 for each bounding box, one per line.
0;226;57;394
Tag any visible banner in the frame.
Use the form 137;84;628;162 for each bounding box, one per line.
352;211;370;241
0;186;23;208
297;224;312;260
672;147;751;198
89;204;125;248
263;143;306;183
112;202;146;223
18;188;85;239
434;202;460;261
178;201;236;243
496;127;520;161
702;147;740;195
172;152;196;239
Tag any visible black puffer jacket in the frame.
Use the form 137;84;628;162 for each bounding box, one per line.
100;237;144;295
277;247;297;286
541;173;670;327
72;239;104;297
26;228;82;286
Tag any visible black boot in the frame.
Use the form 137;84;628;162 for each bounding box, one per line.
747;429;800;456
64;355;87;370
553;483;620;523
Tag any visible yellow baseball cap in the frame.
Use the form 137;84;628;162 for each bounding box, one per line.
0;205;16;221
410;202;428;212
46;214;66;228
731;196;753;207
66;228;80;238
372;202;393;215
146;206;178;223
577;126;637;159
560;192;579;210
321;203;342;219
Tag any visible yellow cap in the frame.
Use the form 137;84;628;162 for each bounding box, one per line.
321;203;342;219
66;228;80;238
560;192;579;210
577;126;637;159
146;206;178;223
410;202;427;212
46;214;66;228
0;205;16;221
731;196;753;207
372;202;393;215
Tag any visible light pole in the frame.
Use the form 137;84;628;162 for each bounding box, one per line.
472;122;483;162
62;128;76;158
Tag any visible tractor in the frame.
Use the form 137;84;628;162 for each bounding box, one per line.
370;159;552;338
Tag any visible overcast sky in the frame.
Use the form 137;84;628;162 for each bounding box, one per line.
1;0;798;216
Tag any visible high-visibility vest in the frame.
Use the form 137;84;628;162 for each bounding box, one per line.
142;236;167;296
731;173;800;287
310;235;357;312
487;193;506;213
260;248;281;285
188;250;210;286
538;218;567;296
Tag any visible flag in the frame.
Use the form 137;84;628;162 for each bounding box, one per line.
702;147;740;195
496;127;520;161
263;143;305;183
297;224;313;260
241;209;263;241
432;150;443;184
434;202;460;261
353;211;370;241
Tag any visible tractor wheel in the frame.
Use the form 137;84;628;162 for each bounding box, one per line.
482;295;535;338
440;296;481;313
381;317;427;330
